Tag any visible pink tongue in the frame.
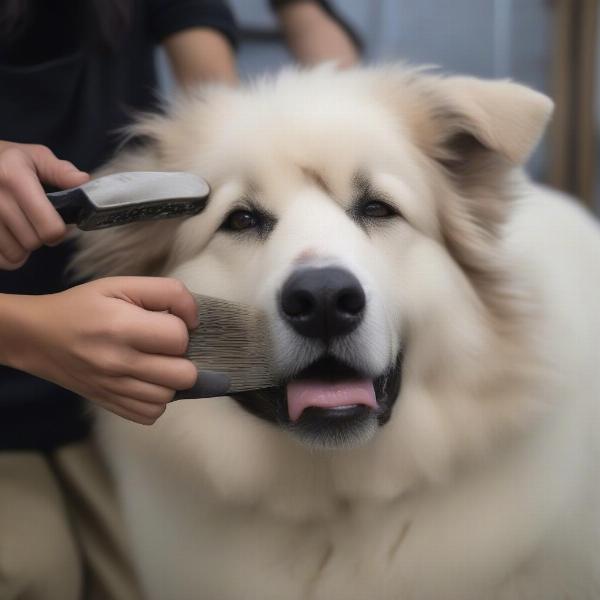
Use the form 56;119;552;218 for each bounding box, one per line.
286;379;377;422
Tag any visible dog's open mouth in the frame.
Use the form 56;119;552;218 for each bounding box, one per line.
232;354;403;448
286;357;380;421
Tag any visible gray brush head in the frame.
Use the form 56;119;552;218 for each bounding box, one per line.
182;293;278;397
82;172;210;209
47;171;211;231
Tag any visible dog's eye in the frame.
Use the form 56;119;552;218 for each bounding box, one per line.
361;200;395;219
221;210;258;232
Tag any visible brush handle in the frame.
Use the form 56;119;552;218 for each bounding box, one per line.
47;187;94;225
173;371;232;400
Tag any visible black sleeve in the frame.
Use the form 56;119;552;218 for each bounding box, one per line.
269;0;363;53
147;0;238;48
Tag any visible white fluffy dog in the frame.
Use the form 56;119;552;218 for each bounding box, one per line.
75;66;600;599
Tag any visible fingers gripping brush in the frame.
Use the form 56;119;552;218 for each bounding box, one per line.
174;294;277;400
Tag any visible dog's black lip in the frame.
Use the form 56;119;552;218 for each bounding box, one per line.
231;353;403;428
283;355;368;385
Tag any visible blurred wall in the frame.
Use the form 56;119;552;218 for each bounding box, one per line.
231;0;550;86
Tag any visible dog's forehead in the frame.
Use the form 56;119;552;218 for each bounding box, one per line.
208;84;411;173
216;123;415;211
192;70;436;215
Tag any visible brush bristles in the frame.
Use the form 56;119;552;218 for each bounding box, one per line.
186;294;278;392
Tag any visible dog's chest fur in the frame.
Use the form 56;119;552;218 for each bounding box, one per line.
101;383;600;600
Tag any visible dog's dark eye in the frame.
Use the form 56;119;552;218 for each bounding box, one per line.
222;210;258;232
361;200;395;218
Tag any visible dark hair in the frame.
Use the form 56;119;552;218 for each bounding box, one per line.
0;0;133;50
0;0;32;40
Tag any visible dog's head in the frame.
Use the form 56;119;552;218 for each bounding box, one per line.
75;66;552;490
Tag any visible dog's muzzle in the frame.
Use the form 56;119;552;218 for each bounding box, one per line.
232;267;403;448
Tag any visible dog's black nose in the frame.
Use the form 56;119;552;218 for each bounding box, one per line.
280;267;366;339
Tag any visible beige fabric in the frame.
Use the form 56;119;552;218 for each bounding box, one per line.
0;441;142;600
52;440;143;600
0;452;82;600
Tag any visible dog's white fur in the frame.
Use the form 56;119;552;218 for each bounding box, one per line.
75;66;600;599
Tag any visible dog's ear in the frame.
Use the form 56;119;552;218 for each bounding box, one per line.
430;77;554;168
406;76;553;238
398;75;553;317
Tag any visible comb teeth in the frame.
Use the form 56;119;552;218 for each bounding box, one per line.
186;294;278;392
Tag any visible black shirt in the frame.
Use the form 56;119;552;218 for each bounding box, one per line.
0;0;237;451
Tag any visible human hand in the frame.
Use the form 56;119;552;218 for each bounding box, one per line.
1;277;199;425
0;141;89;270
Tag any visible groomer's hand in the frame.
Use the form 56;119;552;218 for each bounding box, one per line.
0;277;199;425
0;140;89;270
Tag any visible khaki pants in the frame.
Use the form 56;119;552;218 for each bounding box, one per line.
0;440;142;600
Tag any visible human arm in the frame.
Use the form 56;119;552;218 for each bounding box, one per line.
148;0;239;87
0;141;205;424
272;0;361;67
0;277;200;425
163;27;238;87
